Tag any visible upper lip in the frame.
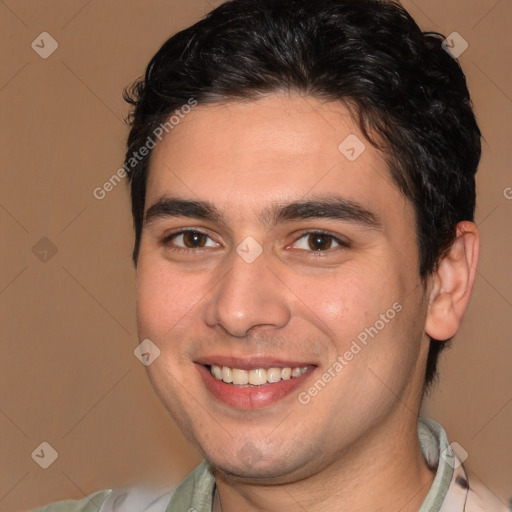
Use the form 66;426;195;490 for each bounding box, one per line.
195;356;317;371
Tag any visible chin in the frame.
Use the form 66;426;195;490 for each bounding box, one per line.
203;440;323;483
211;459;300;483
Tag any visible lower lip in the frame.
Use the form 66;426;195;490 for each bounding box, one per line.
196;364;314;409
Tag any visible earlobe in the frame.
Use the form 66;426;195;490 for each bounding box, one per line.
425;221;480;341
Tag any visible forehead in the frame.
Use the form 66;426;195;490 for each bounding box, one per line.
145;94;408;222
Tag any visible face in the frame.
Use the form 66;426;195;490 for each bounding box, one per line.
136;94;432;483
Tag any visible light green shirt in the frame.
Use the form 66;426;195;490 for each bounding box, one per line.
32;418;510;512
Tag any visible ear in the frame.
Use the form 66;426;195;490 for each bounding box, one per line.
425;221;480;341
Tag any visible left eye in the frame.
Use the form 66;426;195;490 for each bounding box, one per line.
292;233;344;251
168;231;219;249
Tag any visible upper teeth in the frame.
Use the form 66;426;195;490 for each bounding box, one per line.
210;365;309;386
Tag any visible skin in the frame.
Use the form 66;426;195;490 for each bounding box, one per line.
135;94;479;511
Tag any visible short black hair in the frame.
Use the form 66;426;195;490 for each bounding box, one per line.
123;0;481;389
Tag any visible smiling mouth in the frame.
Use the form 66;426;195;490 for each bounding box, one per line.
208;364;311;386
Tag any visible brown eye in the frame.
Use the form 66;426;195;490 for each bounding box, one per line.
182;231;208;248
307;233;334;251
292;232;346;252
167;231;219;249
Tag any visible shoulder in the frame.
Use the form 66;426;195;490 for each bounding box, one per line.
465;476;511;512
442;456;511;512
99;487;173;511
30;487;174;512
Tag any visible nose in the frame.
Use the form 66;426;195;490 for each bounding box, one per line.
203;249;291;338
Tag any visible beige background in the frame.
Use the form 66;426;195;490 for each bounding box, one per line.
0;0;510;510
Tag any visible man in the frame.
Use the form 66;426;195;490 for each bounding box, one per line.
32;0;509;510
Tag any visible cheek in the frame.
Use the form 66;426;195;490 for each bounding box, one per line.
135;261;204;340
296;268;392;342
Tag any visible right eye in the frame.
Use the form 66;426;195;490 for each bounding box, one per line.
163;230;220;251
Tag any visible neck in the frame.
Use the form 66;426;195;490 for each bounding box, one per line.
212;414;436;512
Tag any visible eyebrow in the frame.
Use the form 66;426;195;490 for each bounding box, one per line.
144;196;382;231
145;198;223;226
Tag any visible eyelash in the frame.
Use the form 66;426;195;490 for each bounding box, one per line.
161;229;349;254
